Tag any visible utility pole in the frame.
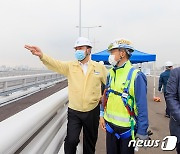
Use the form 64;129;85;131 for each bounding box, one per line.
79;0;81;37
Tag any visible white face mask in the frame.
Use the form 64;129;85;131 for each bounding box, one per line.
108;55;118;66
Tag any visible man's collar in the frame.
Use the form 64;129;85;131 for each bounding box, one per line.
72;60;97;67
113;60;128;70
79;60;89;66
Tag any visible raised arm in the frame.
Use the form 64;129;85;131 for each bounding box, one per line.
24;45;69;76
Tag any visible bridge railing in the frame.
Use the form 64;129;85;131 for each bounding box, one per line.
0;87;68;154
0;73;65;96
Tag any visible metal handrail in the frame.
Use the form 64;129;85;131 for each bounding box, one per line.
0;87;68;154
0;73;65;96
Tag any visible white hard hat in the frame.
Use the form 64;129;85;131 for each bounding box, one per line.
165;61;173;67
74;37;92;48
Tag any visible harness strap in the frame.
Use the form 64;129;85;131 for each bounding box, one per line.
106;123;131;139
106;89;135;116
123;67;136;140
124;67;135;92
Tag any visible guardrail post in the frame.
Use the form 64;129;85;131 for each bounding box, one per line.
3;81;8;92
35;77;38;84
44;76;47;82
23;79;26;87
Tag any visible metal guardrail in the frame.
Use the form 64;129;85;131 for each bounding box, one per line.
0;87;68;154
0;73;65;96
0;80;65;107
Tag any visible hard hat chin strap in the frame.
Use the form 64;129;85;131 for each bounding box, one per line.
114;57;122;67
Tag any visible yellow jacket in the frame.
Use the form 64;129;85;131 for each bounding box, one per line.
40;53;108;112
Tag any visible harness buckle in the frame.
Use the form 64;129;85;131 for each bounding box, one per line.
106;122;132;140
122;92;128;98
115;133;121;139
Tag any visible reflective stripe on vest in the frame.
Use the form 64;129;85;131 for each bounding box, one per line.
106;113;130;123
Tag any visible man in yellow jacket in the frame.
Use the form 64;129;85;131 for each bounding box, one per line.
24;37;107;154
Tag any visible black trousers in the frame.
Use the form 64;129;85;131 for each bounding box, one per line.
106;122;134;154
64;104;100;154
177;142;180;154
164;92;170;116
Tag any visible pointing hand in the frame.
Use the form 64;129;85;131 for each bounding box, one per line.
24;45;43;58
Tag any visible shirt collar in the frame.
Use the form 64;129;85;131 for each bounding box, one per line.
79;60;89;66
113;61;128;70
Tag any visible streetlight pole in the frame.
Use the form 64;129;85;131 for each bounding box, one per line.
76;26;102;38
84;26;102;39
91;38;100;53
79;0;81;37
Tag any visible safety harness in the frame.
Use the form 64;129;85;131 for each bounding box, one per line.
106;123;132;139
104;67;137;140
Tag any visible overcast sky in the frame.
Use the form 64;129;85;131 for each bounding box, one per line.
0;0;180;68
